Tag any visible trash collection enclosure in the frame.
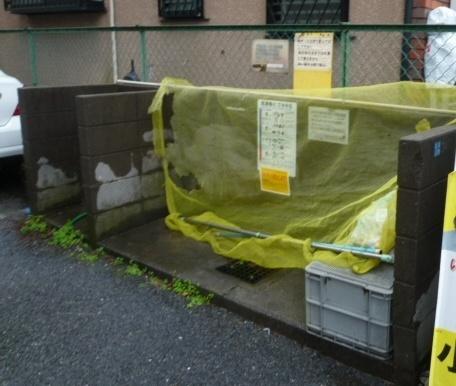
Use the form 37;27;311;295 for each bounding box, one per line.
151;80;456;273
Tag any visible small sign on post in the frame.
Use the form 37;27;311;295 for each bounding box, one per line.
293;32;334;89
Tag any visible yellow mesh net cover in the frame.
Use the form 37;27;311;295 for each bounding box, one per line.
150;79;456;273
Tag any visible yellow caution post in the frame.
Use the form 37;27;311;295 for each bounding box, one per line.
430;171;456;385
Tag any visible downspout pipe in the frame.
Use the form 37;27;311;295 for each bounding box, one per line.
110;0;118;83
400;0;415;80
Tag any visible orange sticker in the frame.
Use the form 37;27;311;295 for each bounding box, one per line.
260;167;290;196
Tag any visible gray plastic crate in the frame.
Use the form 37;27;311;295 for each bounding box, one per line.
305;261;394;359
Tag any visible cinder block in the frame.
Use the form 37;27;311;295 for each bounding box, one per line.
76;92;137;127
23;136;80;166
396;179;447;238
395;228;442;286
83;176;142;214
162;93;174;130
136;91;156;120
394;311;435;384
78;122;139;156
87;195;166;242
398;125;456;190
31;182;81;213
141;171;165;199
25;158;80;193
19;85;116;115
138;119;154;146
21;111;77;141
83;170;164;214
80;151;141;186
393;275;438;327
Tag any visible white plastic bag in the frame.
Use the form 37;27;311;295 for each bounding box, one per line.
425;7;456;85
349;190;397;252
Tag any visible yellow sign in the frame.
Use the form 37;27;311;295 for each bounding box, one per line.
260;167;290;196
430;328;456;385
430;172;456;386
293;32;333;90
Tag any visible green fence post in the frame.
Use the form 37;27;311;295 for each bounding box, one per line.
140;29;149;82
27;29;38;86
340;29;351;87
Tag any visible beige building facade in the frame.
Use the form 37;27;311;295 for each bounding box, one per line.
0;1;409;87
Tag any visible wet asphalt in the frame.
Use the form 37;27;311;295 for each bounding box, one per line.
0;157;389;386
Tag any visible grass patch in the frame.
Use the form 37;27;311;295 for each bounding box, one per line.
20;217;213;308
21;215;48;236
125;262;147;277
171;279;214;308
113;257;125;266
49;221;84;249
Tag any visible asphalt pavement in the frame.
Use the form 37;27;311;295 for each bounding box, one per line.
0;157;388;386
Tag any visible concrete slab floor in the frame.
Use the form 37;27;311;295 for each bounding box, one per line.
99;217;394;382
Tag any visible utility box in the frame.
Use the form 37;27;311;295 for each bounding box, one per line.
305;261;394;359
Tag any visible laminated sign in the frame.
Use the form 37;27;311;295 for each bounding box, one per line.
294;32;333;89
257;99;297;196
430;171;456;386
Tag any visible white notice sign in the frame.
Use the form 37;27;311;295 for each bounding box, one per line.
258;100;297;177
294;32;334;71
252;39;289;73
308;106;350;145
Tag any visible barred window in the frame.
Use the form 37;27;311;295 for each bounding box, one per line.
267;0;349;24
158;0;204;20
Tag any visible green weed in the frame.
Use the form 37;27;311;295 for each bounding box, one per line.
171;279;214;308
113;257;125;266
79;252;100;264
78;247;105;264
21;215;48;236
49;221;84;249
125;262;146;277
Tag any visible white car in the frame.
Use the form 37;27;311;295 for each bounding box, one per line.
0;70;23;158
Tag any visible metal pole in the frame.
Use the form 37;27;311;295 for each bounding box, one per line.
27;29;38;86
341;28;351;87
140;29;149;82
109;0;118;83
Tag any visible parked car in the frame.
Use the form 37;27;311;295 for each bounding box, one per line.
0;70;23;158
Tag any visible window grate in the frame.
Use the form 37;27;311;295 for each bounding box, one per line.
159;0;204;20
216;261;276;284
267;0;349;25
7;0;105;14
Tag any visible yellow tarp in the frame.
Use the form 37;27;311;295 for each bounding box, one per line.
150;79;456;273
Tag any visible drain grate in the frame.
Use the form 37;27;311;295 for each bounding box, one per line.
216;260;275;284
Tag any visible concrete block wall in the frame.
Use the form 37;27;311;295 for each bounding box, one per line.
19;84;118;213
76;90;167;243
394;125;456;385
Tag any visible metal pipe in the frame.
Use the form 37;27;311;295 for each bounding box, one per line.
311;241;394;264
181;216;271;239
181;216;394;264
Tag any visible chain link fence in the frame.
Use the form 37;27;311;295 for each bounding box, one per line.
1;25;456;88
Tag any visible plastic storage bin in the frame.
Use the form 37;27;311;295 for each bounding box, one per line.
305;261;394;359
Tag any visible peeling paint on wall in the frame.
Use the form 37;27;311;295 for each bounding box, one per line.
95;158;163;211
143;131;153;143
36;157;77;189
142;150;161;173
95;158;138;183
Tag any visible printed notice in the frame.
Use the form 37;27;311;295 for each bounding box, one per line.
294;32;334;71
308;106;350;145
252;39;289;73
258;99;297;177
260;167;290;196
